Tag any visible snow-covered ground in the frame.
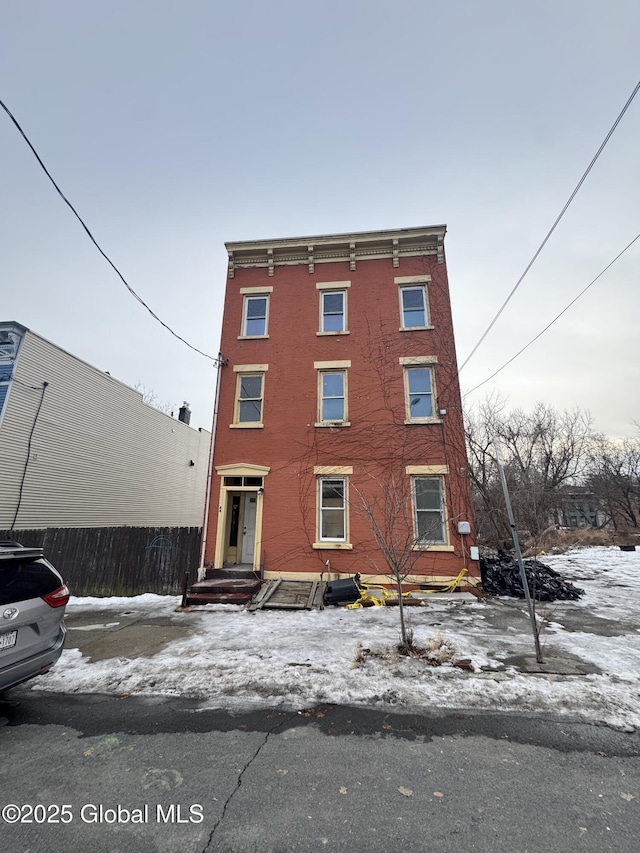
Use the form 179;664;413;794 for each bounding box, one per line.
32;547;640;731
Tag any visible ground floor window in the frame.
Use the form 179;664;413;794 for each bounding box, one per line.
319;477;347;541
412;476;447;544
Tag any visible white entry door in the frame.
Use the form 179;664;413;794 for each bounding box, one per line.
241;493;257;564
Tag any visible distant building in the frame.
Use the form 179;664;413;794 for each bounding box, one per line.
555;486;606;529
203;226;479;587
0;321;210;531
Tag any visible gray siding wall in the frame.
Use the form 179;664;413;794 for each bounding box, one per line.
0;330;211;529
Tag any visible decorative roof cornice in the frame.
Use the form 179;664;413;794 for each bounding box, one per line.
225;225;446;278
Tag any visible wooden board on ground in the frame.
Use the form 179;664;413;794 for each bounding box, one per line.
249;579;325;611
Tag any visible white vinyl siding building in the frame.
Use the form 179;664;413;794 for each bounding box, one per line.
0;322;211;530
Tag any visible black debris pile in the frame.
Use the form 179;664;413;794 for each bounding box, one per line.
480;549;584;601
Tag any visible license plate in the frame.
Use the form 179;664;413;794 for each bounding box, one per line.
0;630;18;651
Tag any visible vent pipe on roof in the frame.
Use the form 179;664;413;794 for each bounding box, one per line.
178;402;191;425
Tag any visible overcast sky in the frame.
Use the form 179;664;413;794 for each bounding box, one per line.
1;1;638;437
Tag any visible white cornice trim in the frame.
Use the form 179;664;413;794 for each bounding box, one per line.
226;225;447;276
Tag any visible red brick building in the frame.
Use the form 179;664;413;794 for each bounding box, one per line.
202;226;479;587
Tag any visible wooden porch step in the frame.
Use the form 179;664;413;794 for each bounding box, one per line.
249;579;324;611
206;566;257;580
190;578;262;594
185;592;254;605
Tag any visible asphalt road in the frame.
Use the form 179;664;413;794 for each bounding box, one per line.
1;694;639;853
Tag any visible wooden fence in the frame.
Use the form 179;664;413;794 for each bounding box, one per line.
0;526;201;596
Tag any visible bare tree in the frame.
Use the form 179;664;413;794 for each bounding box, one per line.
587;434;640;533
133;383;177;417
464;394;511;544
466;400;595;546
350;472;429;648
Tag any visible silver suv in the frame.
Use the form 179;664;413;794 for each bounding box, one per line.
0;541;69;693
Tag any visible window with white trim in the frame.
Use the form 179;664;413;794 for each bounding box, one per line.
404;366;435;420
318;370;346;424
242;295;269;337
235;373;264;424
412;476;447;544
318;477;347;541
400;285;428;328
320;290;346;333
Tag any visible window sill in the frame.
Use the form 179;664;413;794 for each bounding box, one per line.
312;542;353;550
315;421;351;428
237;334;269;340
399;325;434;332
316;331;350;337
229;423;264;429
404;418;442;425
412;544;454;552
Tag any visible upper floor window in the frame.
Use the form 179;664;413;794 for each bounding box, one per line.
400;286;428;328
400;356;439;423
314;360;350;426
405;366;434;420
231;365;268;428
242;295;269;337
316;281;350;335
319;371;346;423
237;373;263;423
396;276;431;331
321;290;346;333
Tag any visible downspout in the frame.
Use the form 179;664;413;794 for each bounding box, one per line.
199;353;225;571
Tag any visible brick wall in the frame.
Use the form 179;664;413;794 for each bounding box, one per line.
206;251;477;582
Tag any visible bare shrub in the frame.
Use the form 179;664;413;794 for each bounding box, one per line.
523;527;615;556
353;631;458;668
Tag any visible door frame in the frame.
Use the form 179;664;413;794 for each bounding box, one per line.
240;491;258;564
214;463;269;570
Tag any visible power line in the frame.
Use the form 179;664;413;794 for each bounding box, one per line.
0;98;221;365
464;232;640;396
459;78;640;373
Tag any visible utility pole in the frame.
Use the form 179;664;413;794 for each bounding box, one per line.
494;441;544;664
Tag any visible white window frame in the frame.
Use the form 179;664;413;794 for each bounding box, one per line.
315;363;350;426
241;294;269;338
396;275;432;331
400;357;439;423
312;466;353;549
321;290;346;333
318;476;348;543
399;285;429;329
411;475;447;546
403;366;438;423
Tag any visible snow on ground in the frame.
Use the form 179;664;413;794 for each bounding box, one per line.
34;547;640;731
